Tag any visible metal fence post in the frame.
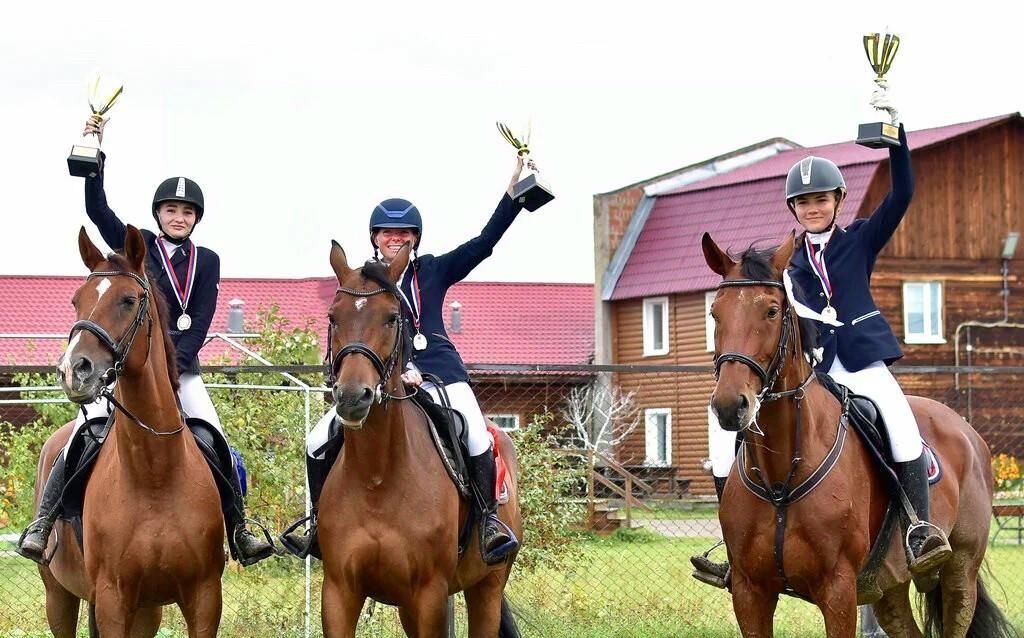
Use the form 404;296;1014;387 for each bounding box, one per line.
860;606;888;636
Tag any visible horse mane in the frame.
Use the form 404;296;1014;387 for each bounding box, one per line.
360;259;402;297
105;252;180;391
734;244;819;360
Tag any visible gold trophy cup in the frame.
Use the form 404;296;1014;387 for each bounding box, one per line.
68;75;123;178
496;121;554;211
856;32;901;148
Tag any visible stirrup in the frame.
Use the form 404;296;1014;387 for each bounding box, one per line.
279;513;318;559
14;517;58;566
905;521;952;575
480;515;518;565
233;518;277;566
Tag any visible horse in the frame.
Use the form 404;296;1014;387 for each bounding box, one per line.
34;226;225;637
702;231;1014;638
317;241;523;637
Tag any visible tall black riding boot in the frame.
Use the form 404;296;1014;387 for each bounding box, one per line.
280;454;333;559
15;454;68;565
222;458;275;566
895;454;951;575
691;476;730;588
468;448;518;565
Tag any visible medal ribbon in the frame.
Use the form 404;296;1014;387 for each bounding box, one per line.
805;239;834;304
156;237;197;314
396;266;423;334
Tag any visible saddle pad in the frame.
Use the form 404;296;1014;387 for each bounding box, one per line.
486;423;510;505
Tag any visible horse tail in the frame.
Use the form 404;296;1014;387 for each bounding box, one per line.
498;595;521;638
920;573;1018;638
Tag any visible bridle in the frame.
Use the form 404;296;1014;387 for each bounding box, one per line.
324;283;411;412
65;270;183;437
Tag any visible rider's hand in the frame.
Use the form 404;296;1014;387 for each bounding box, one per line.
82;117;108;144
506;155;525;197
401;369;423;387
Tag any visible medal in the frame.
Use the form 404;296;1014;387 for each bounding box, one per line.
156;237;198;331
821;306;837;323
413;332;427;350
806;238;837;322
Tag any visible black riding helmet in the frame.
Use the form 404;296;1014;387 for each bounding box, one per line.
785;156;847;228
152;177;205;238
369;198;422;251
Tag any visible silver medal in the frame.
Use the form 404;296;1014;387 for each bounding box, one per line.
413;332;427;351
177;313;192;331
821;306;837;323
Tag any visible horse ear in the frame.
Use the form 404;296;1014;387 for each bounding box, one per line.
78;226;105;271
386;242;413;283
771;231;797;273
124;225;147;272
702;232;735;277
330;240;352;284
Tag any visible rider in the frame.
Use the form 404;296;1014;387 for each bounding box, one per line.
15;117;274;567
693;111;952;585
282;157;533;564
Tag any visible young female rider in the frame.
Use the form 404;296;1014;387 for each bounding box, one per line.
283;156;533;564
693;115;952;586
16;117;274;566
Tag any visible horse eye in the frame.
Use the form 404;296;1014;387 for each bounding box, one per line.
386;312;400;326
767;307;780;319
122;296;137;307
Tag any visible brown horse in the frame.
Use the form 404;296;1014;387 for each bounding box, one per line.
35;226;225;637
702;232;1013;638
318;241;523;637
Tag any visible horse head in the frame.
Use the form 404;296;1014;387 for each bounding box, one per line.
702;231;804;432
58;226;171;404
326;240;411;429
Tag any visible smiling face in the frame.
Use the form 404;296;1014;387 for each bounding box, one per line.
157;201;198;239
792;191;839;233
373;228;416;261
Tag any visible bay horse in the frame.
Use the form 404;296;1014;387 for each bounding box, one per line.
35;226;225;637
319;241;523;637
702;231;1014;638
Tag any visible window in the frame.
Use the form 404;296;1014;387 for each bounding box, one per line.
488;414;520;431
644;408;672;466
643;297;669;356
902;281;945;344
705;291;717;352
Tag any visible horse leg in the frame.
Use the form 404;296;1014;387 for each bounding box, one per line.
937;553;980;638
321;574;364;638
41;573;81;638
130;606;163;638
871;582;922;638
464;570;505;638
815;570;859;638
178;577;223;638
730;575;779;637
397;580;450;638
93;583;138;638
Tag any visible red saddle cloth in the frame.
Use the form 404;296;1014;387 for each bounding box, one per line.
486;423;510;502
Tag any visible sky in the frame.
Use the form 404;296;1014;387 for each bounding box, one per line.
1;0;1020;283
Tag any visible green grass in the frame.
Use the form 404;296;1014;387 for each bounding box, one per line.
2;531;1023;637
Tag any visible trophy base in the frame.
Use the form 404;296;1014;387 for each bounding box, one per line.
856;122;900;149
511;174;555;212
68;145;101;178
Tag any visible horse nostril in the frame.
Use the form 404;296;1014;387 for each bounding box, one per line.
73;357;94;380
738;395;749;412
360;386;374;403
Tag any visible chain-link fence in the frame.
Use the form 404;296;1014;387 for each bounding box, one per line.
1;363;1023;637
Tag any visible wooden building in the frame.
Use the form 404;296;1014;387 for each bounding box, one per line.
594;113;1024;495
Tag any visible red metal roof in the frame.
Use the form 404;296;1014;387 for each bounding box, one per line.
611;114;1017;300
0;276;593;368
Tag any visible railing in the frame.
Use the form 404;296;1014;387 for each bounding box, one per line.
557;447;654;529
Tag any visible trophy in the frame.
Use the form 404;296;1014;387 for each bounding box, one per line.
68;75;123;178
856;31;901;148
496;121;554;211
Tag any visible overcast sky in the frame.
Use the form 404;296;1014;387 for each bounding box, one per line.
2;1;1020;283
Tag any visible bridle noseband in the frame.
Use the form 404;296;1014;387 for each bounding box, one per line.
65;269;183;437
325;284;410;409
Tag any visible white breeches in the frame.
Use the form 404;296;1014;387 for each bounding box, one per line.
63;373;222;457
307;381;492;459
707;358;923;477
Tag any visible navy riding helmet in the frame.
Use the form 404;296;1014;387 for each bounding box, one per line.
369;198;422;250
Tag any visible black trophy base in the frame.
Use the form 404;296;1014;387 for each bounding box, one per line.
511;173;554;212
856;122;901;149
68;145;101;178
